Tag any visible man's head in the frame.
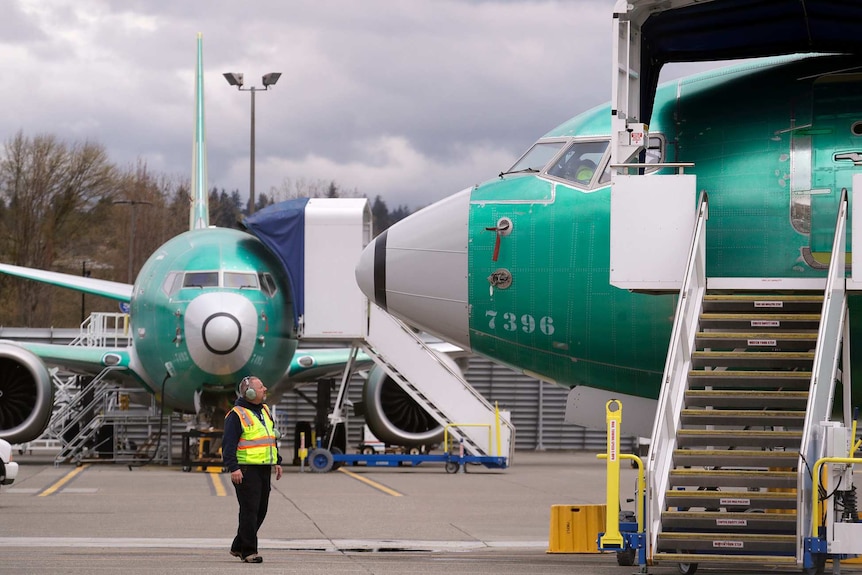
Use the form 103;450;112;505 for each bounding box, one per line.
238;376;267;404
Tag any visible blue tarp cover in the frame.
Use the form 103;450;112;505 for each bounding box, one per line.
242;198;309;328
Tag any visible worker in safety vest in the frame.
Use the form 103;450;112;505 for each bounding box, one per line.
222;376;283;563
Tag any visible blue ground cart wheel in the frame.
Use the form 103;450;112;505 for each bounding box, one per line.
309;448;334;473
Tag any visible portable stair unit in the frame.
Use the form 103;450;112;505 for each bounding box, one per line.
362;303;514;460
645;191;862;573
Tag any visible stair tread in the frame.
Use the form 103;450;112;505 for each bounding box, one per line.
680;409;805;416
693;350;814;357
684;390;808;398
662;510;796;520
658;532;795;541
689;370;811;378
666;490;795;500
703;294;822;302
676;429;802;438
652;552;797;564
700;313;821;320
670;468;796;476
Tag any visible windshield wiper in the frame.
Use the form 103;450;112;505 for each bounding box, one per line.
499;167;539;178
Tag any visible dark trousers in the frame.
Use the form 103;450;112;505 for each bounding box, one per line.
231;465;272;558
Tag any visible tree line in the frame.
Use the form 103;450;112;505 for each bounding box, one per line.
0;131;410;327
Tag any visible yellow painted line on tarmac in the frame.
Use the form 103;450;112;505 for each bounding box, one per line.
337;468;402;497
208;470;227;497
39;464;90;497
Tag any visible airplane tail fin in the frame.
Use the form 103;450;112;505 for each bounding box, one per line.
190;33;209;230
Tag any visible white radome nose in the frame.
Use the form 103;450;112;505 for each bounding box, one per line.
184;292;258;375
355;188;472;351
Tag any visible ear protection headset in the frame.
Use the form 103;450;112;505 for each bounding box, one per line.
239;376;257;401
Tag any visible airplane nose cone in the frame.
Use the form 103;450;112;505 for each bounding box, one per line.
185;292;258;375
355;188;472;350
202;313;241;354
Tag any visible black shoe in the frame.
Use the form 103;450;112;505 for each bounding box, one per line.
242;554;263;563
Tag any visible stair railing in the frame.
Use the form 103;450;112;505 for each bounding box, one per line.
796;189;849;556
646;191;709;555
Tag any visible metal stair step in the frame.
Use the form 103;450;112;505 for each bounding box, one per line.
684;390;808;409
653;552;797;567
673;449;798;468
698;313;820;330
702;293;823;313
680;409;805;427
687;370;811;389
695;331;817;351
668;468;797;489
675;429;802;449
665;489;797;510
661;511;796;532
691;350;814;369
655;532;795;554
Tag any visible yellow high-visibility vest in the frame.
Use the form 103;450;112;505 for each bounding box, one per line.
230;405;278;465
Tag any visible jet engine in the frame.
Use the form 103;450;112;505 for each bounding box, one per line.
0;342;54;445
361;352;463;448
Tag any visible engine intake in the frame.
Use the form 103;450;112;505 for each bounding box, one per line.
0;342;54;445
361;353;463;448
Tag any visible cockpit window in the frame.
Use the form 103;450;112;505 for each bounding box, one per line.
503;141;567;175
162;271;182;296
183;271;219;288
258;273;278;296
546;140;610;188
224;272;258;290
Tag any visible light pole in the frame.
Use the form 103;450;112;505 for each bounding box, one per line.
223;71;281;215
113;199;153;283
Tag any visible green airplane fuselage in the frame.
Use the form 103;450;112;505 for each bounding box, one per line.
130;227;297;411
464;55;862;401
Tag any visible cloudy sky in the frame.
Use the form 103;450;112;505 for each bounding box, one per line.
2;0;699;210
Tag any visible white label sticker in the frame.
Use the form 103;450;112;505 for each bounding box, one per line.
751;320;780;327
720;498;750;506
754;301;783;308
713;540;744;549
748;339;777;346
716;519;748;526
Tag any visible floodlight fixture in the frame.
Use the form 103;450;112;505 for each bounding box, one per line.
223;72;244;87
262;72;282;87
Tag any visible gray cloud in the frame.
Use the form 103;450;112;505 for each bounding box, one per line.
1;0;620;209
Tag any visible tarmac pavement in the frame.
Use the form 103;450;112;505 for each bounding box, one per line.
0;450;857;574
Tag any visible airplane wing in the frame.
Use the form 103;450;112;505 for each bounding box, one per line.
286;348;373;383
0;263;133;302
11;341;146;390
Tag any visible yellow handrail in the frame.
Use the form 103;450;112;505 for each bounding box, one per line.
598;452;645;533
810;456;862;534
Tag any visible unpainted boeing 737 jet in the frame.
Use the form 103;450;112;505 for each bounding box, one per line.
356;52;862;434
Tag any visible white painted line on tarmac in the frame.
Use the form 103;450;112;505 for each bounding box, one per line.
0;537;548;552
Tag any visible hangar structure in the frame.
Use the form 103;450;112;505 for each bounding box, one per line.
606;0;862;573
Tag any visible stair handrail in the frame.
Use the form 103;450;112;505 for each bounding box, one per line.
646;191;709;555
362;305;516;459
797;188;849;554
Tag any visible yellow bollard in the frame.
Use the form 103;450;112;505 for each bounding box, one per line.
599;399;624;548
299;432;308;471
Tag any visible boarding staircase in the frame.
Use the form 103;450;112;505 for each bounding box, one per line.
647;193;849;571
360;304;515;459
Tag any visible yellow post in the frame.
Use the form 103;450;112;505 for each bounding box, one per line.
599;399;624;548
495;402;502;457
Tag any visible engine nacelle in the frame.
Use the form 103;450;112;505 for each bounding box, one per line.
0;342;54;444
361;353;463;448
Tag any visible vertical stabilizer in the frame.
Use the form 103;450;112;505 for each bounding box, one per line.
190;33;209;230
